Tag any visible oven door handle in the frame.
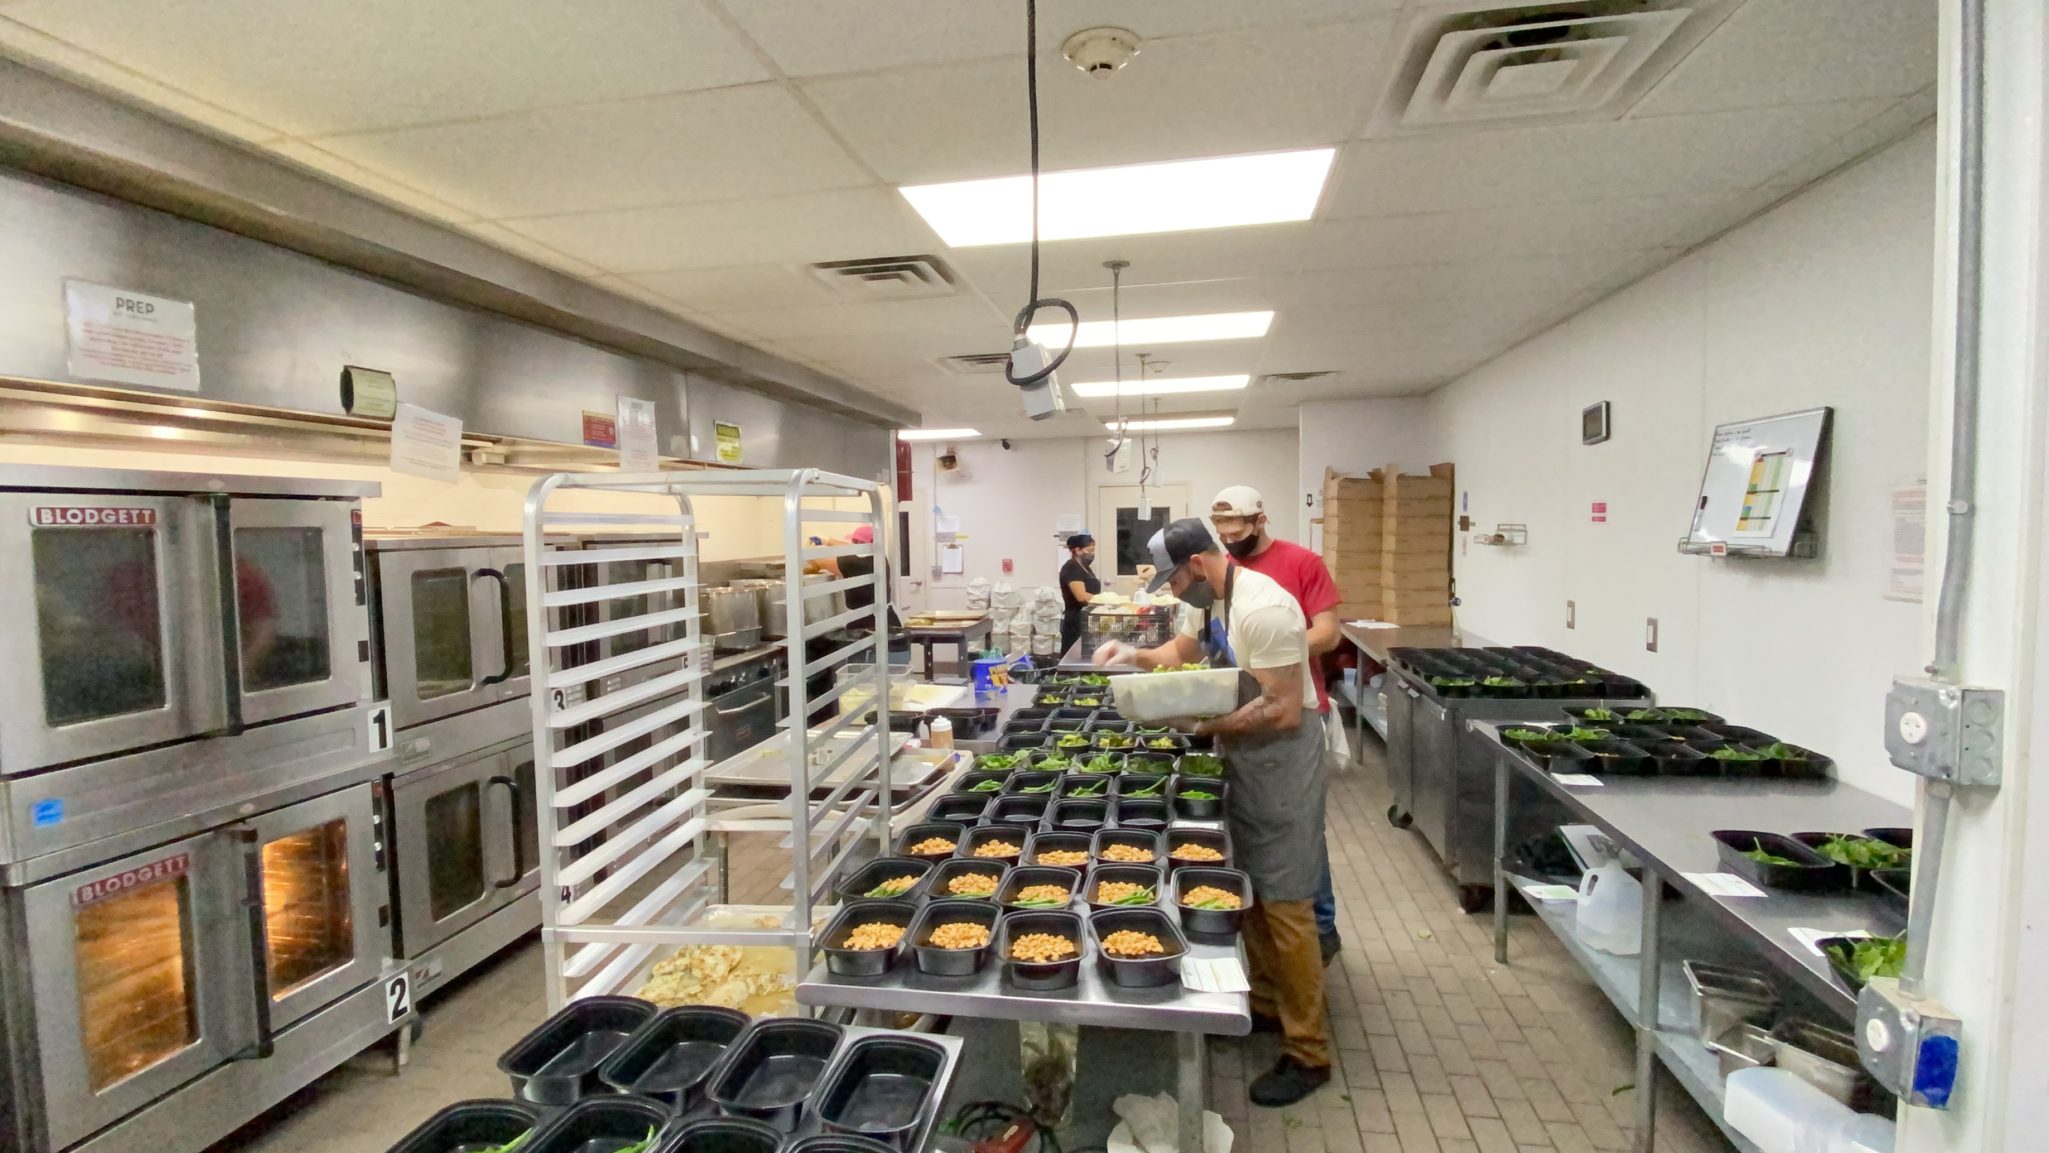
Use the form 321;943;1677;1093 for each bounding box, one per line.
488;774;526;889
715;693;775;718
232;826;276;1059
476;568;516;686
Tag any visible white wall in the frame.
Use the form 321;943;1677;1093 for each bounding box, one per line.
1296;397;1440;516
1426;126;1935;803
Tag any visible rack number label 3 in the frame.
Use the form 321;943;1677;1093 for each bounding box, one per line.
385;972;413;1023
367;703;392;753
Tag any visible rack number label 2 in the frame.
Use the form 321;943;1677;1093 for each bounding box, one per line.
367;703;393;753
385;972;413;1023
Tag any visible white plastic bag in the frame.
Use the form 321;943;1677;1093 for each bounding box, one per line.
991;580;1018;610
964;577;992;610
1574;862;1642;955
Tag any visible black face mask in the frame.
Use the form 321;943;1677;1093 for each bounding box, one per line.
1178;579;1216;610
1223;535;1260;561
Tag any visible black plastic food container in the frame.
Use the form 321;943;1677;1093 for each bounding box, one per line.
893;822;966;859
1132;732;1190;754
1499;725;1568;752
599;1006;750;1113
1002;770;1062;797
1649;743;1717;776
1085;716;1134;734
656;1116;783;1153
1086;864;1164;912
785;1135;899;1153
999;731;1052;752
929;706;999;739
924;857;1008;901
1093;827;1163;867
998;909;1086;990
926;794;990;824
907;898;1001;976
1871;868;1910;915
820;900;916;977
834;858;934;904
1048;733;1096;755
499;996;657;1106
1658;709;1725;726
958;824;1028;862
1023;831;1094;873
1169;776;1229;820
1114;772;1169;800
1573;740;1653;776
1712;830;1835;891
1088;906;1190;988
815;1035;948;1150
997;864;1083;910
1026;750;1082;772
1006;708;1055;730
987;795;1051;829
523;1096;669;1153
1613;723;1682;744
1792;831;1912;892
1164;827;1231;871
1113;798;1169;829
707;1018;845;1133
1048;798;1109;831
952;770;1011;796
1074;752;1125;775
1056;773;1112;800
1561;707;1624;726
1173;866;1254;944
1175;753;1225;779
386;1099;541;1153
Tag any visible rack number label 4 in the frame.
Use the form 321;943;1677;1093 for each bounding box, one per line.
367;703;392;753
385;972;412;1023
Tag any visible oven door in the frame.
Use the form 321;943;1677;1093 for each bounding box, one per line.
374;548;502;731
228;499;364;727
707;680;777;763
246;785;383;1030
23;832;254;1152
0;493;228;776
488;547;536;704
391;745;533;957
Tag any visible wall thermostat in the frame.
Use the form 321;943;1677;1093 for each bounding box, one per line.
1582;401;1611;445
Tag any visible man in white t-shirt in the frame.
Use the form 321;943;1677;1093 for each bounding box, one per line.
1092;517;1332;1107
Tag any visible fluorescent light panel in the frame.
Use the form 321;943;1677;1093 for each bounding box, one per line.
1103;416;1236;432
901;149;1335;247
1028;310;1273;349
896;428;979;441
1070;374;1250;399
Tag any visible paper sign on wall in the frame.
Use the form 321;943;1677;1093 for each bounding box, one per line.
1886;482;1926;603
582;410;618;449
940;543;965;574
714;421;744;464
389;402;464;483
64;280;200;391
618;397;658;473
1590;501;1608;524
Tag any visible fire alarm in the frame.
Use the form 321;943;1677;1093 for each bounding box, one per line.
1062;27;1140;76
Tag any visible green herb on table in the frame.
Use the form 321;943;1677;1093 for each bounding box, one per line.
1179;789;1219;802
1180;753;1224;777
969;778;1004;792
1071;697;1102;707
1186;895;1239;911
1711;746;1768;762
1827;936;1907;984
1083;753;1122;774
1503;727;1566;743
1579;707;1617;721
1019;780;1059;794
1109;886;1157;906
1624;708;1666;722
975;753;1020;770
1124;780;1163;798
1741;839;1806;868
1756;741;1813;762
1036;754;1074;770
1664;708;1713;722
1815;835;1910;870
864;877;918;898
1068;782;1106;798
1056;733;1090;749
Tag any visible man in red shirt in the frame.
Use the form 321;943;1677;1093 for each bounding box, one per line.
1210;485;1345;965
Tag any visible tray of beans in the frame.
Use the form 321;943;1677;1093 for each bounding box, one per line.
1165;827;1232;871
998;909;1086;991
1087;864;1164;912
907;899;1001;977
1093;828;1164;866
1115;772;1169;800
996;865;1083;911
1057;773;1112;800
959;826;1027;863
894;822;967;860
1088;906;1190;988
1172;866;1253;943
987;795;1051;828
1168;776;1229;820
834;857;935;904
1003;770;1062;797
820;900;916;978
1024;832;1093;875
1111;798;1169;829
925;858;1008;901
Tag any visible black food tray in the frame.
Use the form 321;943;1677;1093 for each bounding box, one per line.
998;909;1086;991
600;1006;750;1113
1173;866;1254;943
957;825;1028;863
1711;830;1835;891
1114;772;1169;800
524;1096;669;1153
1088;906;1190;988
659;1116;783;1152
1112;797;1169;829
893;822;966;860
499;996;656;1107
926;793;990;824
1092;827;1163;867
987;795;1051;828
813;1035;948;1150
907;899;1000;977
1168;776;1228;820
1047;798;1109;831
819;901;916;978
996;864;1084;911
1164;826;1232;871
1084;864;1164;912
387;1100;541;1153
923;858;1007;902
1022;831;1093;873
706;1018;844;1133
834;858;934;904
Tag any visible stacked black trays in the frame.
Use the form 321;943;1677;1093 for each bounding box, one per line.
599;1007;751;1113
706;1019;845;1133
813;1036;949;1150
389;1100;541;1153
499;996;657;1106
525;1097;669;1153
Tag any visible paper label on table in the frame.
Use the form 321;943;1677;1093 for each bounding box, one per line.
1346;619;1398;629
1790;927;1873;955
389;402;463;482
1180;956;1250;994
1522;884;1581;902
1685;872;1769;899
617;395;658;473
65;280;200;391
1551;773;1605;787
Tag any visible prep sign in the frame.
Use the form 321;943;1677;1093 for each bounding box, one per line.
64;281;201;392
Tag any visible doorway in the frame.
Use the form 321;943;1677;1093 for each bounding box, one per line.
1094;484;1190;577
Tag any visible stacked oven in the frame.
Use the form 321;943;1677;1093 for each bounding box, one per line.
0;466;392;1153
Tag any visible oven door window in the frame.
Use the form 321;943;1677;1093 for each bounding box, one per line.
504;563;532;678
75;873;198;1091
425;780;487;918
234;527;333;693
34;527;168;726
261;819;354;998
412;568;475;699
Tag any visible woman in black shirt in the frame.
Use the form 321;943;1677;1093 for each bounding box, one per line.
1058;533;1101;656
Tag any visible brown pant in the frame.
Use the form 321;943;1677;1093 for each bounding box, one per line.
1242;897;1330;1068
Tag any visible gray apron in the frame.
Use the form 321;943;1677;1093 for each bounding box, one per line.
1199;567;1329;902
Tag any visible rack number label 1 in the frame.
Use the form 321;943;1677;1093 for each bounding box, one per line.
367;703;392;752
385;972;412;1023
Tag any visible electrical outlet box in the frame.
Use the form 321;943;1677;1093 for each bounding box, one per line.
1857;978;1961;1108
1645;617;1659;652
1885;678;2004;785
1566;600;1576;630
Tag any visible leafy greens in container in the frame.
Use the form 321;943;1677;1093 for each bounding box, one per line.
1814;835;1910;870
1180;754;1224;778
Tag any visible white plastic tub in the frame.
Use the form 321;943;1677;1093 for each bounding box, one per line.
1724;1067;1853;1153
1108;669;1241;722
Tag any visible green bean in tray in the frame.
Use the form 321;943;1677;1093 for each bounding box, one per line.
1741;839;1805;868
1036;754;1075;770
1017;779;1059;794
975;753;1022;770
1082;753;1122;774
968;778;1004;792
1502;727;1565;743
1178;788;1220;802
1066;780;1108;798
477;1134;531;1153
1180;753;1224;777
1122;779;1164;798
1055;732;1091;749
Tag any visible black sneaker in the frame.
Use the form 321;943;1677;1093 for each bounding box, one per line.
1250;1056;1332;1107
1320;931;1342;966
1250;1012;1283;1033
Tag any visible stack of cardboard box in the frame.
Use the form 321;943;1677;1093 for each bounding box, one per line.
1316;463;1454;625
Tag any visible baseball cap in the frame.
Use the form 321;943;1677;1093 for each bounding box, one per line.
847;524;875;544
1144;517;1219;593
1211;485;1265;519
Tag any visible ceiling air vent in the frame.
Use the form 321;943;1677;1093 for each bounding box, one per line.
1370;0;1738;136
937;352;1014;375
1263;371;1338;384
809;254;958;301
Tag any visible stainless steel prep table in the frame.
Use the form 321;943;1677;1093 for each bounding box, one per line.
1334;623;1470;745
1478;721;1909;1153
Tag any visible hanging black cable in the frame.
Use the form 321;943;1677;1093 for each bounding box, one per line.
1006;0;1078;388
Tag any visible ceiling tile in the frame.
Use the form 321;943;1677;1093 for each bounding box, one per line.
628;265;838;314
504;187;940;274
804;18;1395;184
1279;252;1644;312
265;140;482;224
451;221;608;279
946;224;1315;301
1632;0;1937;119
1330;98;1897;217
1301;192;1729;270
316;84;868;220
711;295;1009;342
0;16;282;143
1;0;769;136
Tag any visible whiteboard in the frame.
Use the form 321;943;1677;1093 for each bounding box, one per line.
1682;407;1831;557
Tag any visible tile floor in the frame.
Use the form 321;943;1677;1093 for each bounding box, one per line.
209;735;1731;1153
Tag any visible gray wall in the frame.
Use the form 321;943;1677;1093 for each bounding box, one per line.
0;165;887;476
